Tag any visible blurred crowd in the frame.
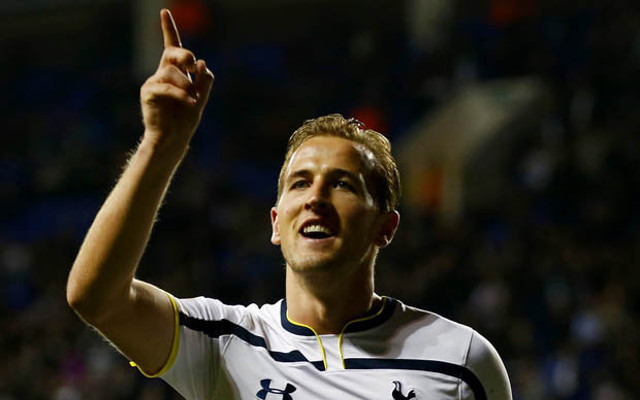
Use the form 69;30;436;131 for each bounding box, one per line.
1;1;639;399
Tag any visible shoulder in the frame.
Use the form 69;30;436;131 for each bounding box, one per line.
392;299;507;365
463;330;512;399
389;299;512;399
173;296;282;327
395;301;471;334
390;300;476;359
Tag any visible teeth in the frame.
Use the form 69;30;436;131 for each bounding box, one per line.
302;225;332;235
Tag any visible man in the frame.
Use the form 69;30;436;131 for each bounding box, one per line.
67;9;511;400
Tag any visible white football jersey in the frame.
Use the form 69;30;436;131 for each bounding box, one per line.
145;295;511;400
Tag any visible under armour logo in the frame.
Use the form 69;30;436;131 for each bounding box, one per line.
256;379;297;400
392;381;416;400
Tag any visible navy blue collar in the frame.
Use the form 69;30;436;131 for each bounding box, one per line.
280;297;397;336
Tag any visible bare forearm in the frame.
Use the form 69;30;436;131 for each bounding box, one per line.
66;9;213;374
67;137;184;323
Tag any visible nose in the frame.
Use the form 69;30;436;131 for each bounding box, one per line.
304;182;330;212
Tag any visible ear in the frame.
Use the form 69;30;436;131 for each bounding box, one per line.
270;207;281;245
374;210;400;248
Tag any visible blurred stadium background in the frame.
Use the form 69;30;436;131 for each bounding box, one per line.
1;0;639;398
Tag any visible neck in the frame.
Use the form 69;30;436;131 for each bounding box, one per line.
285;262;380;334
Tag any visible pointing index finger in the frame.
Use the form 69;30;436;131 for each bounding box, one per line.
161;9;182;48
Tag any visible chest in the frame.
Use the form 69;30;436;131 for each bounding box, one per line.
217;338;466;400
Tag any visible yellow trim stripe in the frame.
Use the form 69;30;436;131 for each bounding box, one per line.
338;297;387;369
131;292;181;378
286;311;328;370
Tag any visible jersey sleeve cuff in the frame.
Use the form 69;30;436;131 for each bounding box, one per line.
130;291;181;378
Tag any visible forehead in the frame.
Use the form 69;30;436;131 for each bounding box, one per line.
285;136;371;175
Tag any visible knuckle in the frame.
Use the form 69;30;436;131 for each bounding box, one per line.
177;48;196;63
162;47;176;59
155;67;179;84
140;80;153;94
165;64;182;75
164;47;195;64
140;77;191;103
156;65;172;75
146;73;162;86
159;84;172;95
141;82;170;101
140;87;154;102
142;76;155;87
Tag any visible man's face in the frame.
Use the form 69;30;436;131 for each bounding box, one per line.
271;135;393;274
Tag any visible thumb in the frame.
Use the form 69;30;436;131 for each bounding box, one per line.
194;60;214;110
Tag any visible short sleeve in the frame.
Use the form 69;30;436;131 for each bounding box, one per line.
159;296;228;400
462;331;512;400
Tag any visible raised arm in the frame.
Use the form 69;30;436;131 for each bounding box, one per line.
66;9;214;375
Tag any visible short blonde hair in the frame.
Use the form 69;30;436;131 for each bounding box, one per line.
277;113;400;212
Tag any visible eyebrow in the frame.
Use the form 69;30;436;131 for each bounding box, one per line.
284;169;312;183
286;168;360;180
330;168;361;182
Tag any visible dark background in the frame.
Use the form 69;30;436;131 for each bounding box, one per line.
1;0;639;398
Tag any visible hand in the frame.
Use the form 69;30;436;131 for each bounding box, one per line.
140;9;214;155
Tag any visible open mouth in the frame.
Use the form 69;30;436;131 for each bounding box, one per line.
300;224;335;239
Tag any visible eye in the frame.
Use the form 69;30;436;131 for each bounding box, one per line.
291;180;310;190
334;180;354;191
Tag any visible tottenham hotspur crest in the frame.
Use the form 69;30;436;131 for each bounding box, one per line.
392;381;417;399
